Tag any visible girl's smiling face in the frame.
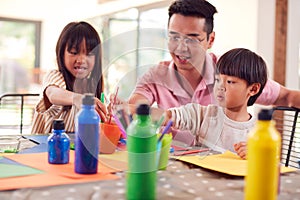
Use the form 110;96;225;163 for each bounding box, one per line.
64;38;95;79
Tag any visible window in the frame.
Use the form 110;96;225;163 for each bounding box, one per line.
88;5;169;100
0;17;41;94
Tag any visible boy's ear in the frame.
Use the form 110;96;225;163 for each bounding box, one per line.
249;83;261;96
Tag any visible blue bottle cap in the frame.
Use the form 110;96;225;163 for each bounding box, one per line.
82;93;94;105
53;119;64;130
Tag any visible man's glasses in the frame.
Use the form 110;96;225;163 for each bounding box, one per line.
167;32;205;48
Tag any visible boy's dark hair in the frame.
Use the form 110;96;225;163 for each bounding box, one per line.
216;48;268;106
168;0;217;36
56;21;103;99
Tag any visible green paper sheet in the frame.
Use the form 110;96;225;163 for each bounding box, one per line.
0;163;44;178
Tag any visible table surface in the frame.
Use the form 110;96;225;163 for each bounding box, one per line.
0;136;300;200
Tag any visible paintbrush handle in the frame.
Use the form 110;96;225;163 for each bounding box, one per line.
158;120;173;142
173;148;210;156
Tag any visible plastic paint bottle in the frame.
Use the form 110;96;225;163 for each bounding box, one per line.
245;109;281;200
48;119;70;164
75;93;100;174
126;104;157;200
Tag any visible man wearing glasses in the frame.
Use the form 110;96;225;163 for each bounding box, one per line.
129;0;300;110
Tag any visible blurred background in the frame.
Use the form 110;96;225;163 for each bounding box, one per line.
1;0;300;98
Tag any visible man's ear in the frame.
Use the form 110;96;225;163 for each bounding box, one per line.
249;83;261;96
207;31;215;49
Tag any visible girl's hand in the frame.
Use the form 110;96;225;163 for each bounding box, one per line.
109;93;124;105
94;97;108;123
106;94;125;121
234;142;247;159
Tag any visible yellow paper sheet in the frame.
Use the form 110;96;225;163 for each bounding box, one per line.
99;151;128;171
99;151;128;162
172;151;298;176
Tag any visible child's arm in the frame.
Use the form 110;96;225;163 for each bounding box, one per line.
165;103;202;134
144;104;202;135
165;110;172;124
234;142;247;159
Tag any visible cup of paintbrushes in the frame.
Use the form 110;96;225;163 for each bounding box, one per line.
99;123;122;154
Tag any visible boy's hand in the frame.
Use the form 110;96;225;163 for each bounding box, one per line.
234;142;247;159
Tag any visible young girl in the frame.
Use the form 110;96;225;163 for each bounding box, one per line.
31;21;107;134
165;48;268;159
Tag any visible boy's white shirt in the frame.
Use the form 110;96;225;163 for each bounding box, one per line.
169;103;256;153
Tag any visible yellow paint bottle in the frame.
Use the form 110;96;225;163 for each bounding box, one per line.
245;109;281;200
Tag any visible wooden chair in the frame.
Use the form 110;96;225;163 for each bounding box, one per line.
273;106;300;168
0;93;39;135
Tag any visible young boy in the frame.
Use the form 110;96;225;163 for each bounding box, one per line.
165;48;268;159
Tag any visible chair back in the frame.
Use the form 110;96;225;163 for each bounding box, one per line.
0;93;39;135
273;106;300;168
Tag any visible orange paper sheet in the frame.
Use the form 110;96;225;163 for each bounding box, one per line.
5;151;121;176
172;151;298;176
0;172;117;191
0;151;120;191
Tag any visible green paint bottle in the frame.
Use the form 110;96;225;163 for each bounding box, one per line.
126;104;157;200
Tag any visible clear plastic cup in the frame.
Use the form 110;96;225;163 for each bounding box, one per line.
157;133;172;170
0;136;20;153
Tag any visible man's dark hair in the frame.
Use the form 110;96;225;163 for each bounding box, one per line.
168;0;217;35
216;48;268;106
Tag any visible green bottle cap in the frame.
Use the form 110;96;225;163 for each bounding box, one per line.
136;104;150;115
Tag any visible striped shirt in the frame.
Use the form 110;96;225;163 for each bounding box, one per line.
31;70;78;134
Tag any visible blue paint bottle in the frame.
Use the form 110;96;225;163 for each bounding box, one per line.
75;93;100;174
48;119;70;164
